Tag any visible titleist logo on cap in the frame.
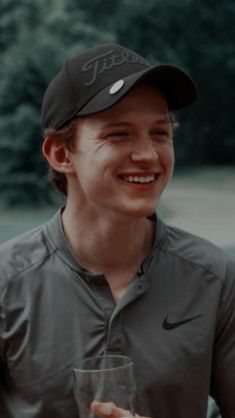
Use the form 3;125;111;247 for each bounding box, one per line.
81;49;149;86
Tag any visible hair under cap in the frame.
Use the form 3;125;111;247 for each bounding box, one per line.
41;43;197;130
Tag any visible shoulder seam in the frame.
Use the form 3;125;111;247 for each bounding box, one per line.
0;247;57;293
159;245;222;281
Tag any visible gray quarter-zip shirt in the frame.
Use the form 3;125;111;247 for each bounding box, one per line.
0;209;235;418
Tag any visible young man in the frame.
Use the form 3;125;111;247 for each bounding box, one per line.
0;43;234;418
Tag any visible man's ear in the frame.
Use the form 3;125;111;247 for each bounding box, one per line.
42;136;75;174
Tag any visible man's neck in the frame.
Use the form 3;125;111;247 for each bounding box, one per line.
61;205;155;276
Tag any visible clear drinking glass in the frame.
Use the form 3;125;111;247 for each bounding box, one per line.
73;354;136;418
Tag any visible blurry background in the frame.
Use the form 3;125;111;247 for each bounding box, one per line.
0;1;234;416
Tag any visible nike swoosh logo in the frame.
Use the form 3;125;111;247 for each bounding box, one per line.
162;314;203;330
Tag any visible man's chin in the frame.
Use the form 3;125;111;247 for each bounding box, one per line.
122;205;157;220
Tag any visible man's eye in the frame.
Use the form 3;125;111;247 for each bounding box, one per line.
108;131;129;136
154;130;168;136
152;130;170;139
108;131;130;138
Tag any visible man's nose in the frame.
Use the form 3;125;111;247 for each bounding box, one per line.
130;135;158;163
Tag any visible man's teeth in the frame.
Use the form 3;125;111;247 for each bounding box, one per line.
123;175;155;184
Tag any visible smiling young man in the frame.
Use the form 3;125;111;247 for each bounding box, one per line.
0;43;235;418
43;82;175;303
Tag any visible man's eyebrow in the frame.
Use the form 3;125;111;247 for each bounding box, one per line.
154;116;172;124
100;121;133;129
101;116;172;128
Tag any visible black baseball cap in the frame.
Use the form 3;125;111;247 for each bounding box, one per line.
41;43;197;130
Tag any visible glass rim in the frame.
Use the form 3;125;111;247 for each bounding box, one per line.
73;354;134;373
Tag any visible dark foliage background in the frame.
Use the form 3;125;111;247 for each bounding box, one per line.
0;0;235;206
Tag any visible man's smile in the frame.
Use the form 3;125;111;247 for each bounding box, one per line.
121;174;155;184
122;174;155;184
118;172;160;186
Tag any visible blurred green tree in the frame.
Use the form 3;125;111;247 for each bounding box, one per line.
0;0;39;52
0;0;115;206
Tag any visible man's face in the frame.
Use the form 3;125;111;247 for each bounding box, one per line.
67;83;174;220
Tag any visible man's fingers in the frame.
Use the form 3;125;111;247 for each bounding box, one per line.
90;400;133;417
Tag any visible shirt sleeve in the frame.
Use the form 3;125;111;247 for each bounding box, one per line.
210;256;235;418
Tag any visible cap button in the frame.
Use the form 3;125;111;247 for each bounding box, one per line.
109;79;125;95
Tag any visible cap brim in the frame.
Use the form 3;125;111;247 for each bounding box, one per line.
77;65;197;116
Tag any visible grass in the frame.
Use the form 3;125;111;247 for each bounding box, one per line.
0;206;58;245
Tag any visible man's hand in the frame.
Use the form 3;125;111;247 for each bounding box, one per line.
90;401;151;418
